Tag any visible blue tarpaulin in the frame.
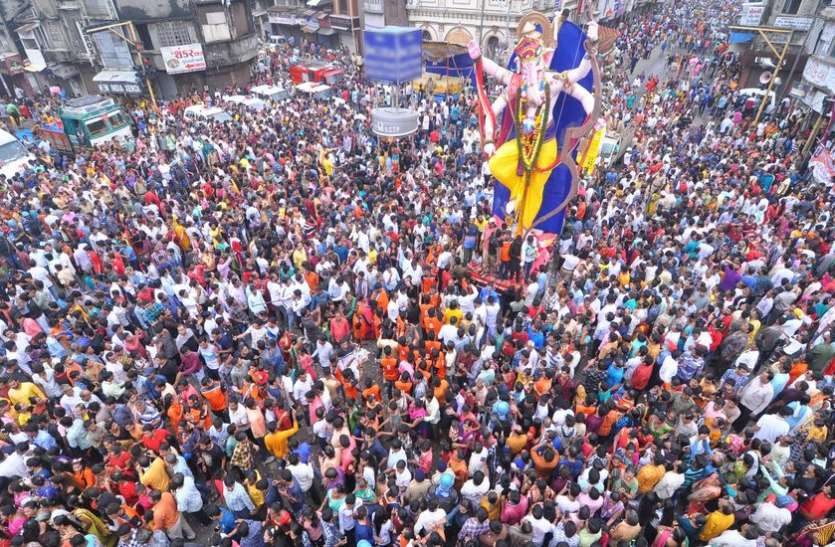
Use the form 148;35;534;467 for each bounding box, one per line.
730;31;754;44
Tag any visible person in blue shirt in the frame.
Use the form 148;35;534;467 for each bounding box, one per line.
606;360;625;389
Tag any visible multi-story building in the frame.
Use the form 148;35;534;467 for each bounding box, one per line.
361;0;408;29
798;5;835;113
267;0;360;52
0;1;29;97
733;0;831;91
406;0;573;61
9;0;113;96
329;0;362;51
7;0;259;100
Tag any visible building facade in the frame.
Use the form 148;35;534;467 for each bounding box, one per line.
799;5;835;113
267;0;360;52
361;0;409;29
5;0;259;100
733;0;830;91
406;0;573;62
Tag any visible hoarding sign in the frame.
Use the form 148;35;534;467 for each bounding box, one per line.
773;15;814;31
363;26;422;84
160;43;207;74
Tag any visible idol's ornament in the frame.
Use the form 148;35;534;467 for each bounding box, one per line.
470;11;602;235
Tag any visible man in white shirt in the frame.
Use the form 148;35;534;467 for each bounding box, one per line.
659;351;679;385
413;499;447;536
654;464;685;499
460;471;490;507
438;319;460;346
753;407;792;444
287;453;315;493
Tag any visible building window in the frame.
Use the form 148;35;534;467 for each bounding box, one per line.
20;36;39;51
154;21;195;47
820;0;832;10
41;23;68;50
201;11;232;43
782;0;801;14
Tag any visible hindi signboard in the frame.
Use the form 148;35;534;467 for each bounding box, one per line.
739;3;765;26
773;15;814;31
160;43;207;75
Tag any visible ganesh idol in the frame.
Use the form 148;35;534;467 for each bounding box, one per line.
468;14;599;231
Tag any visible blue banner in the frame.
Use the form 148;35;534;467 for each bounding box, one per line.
363;27;423;84
425;52;475;86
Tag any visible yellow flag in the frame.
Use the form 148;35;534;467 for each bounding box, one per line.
580;126;606;175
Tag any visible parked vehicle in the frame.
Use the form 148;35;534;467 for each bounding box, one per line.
183;104;233;123
222;95;268;112
289;60;344;85
598;134;625;168
250;84;291;102
295;82;333;99
0;129;35;179
35;95;133;154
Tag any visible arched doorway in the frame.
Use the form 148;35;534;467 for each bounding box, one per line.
485;35;501;60
422;29;433;41
445;27;473;47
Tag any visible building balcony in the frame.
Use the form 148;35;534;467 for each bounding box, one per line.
330;14;360;31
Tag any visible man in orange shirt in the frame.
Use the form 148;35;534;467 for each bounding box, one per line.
362;377;382;403
201;377;227;416
151;489;195;540
597;403;622;438
380;346;399;398
423;309;442;339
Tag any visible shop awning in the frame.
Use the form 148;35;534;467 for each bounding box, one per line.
307;0;332;6
93;69;139;84
317;27;336;36
23;63;46;72
49;63;79;79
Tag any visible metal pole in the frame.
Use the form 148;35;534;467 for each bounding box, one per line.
479;0;487;44
127;22;157;110
780;31;802;102
506;0;512;57
801;112;824;157
753;30;789;127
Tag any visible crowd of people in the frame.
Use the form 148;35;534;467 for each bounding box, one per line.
0;0;833;546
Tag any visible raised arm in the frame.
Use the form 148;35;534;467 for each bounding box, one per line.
467;40;513;85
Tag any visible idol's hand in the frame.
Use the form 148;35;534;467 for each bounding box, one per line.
523;117;536;134
467;40;482;60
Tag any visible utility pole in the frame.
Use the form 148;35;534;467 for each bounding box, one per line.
780;29;802;102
